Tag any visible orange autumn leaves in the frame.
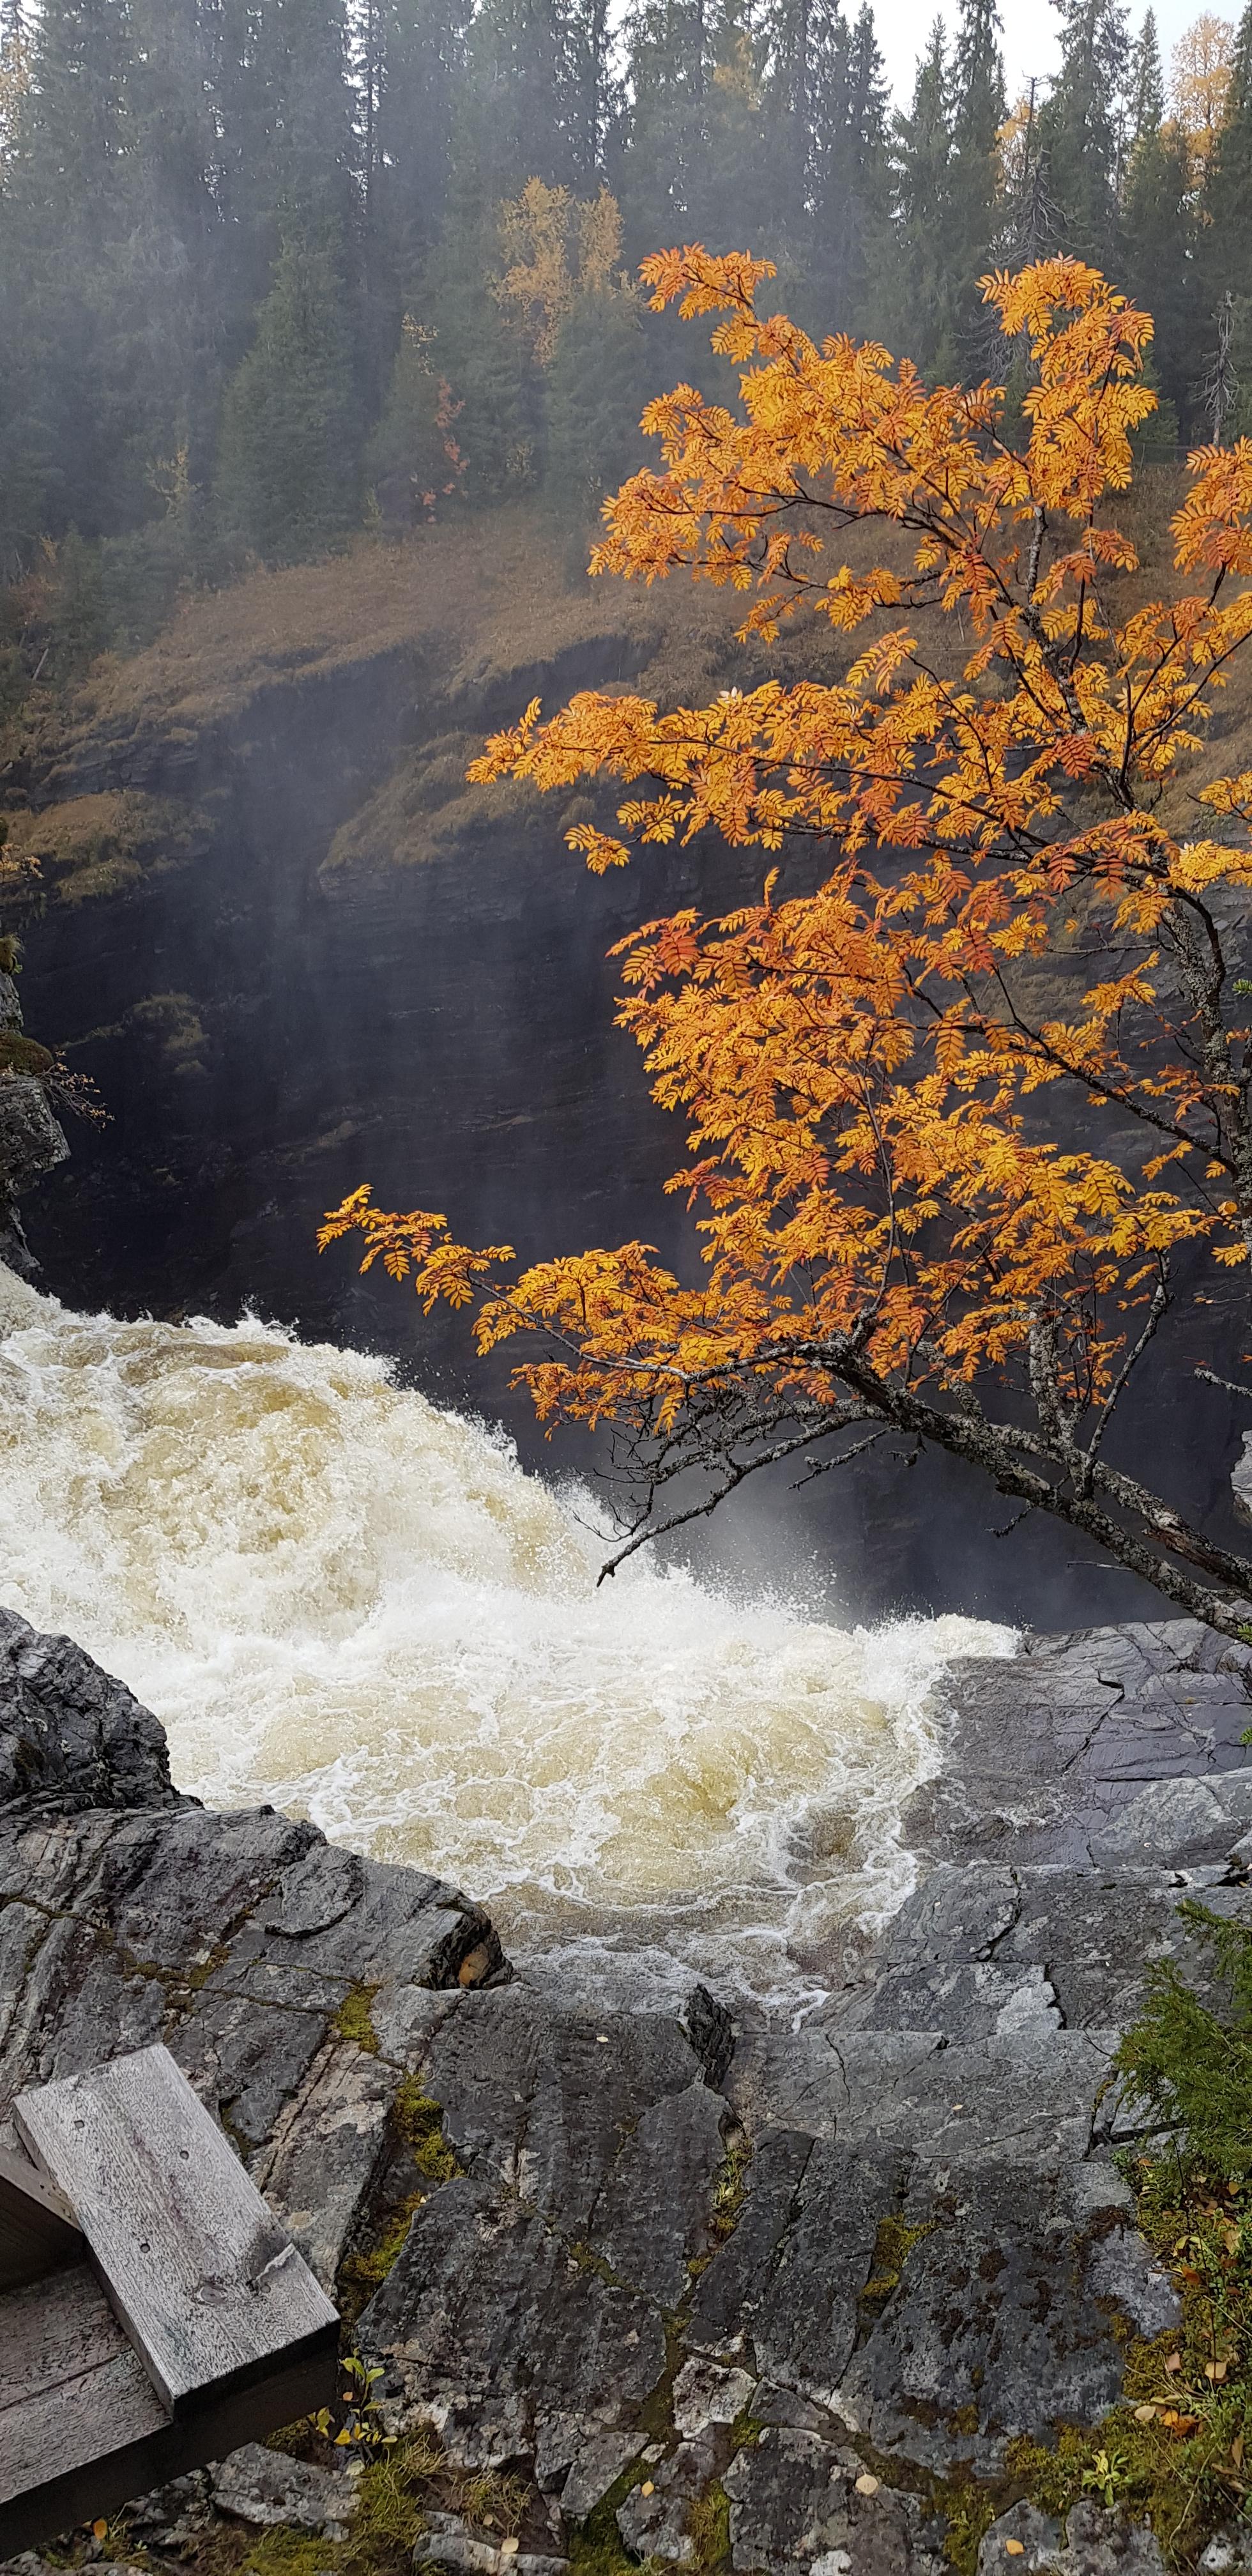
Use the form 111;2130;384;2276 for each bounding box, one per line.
323;249;1252;1460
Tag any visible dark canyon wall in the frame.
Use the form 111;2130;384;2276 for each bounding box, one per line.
7;515;1246;1628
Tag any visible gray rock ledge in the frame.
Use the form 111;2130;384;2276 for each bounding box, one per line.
3;1606;1250;2576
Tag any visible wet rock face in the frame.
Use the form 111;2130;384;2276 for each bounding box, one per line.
899;1618;1252;1868
0;952;69;1277
0;1604;177;1813
0;1610;509;2303
2;1608;1250;2576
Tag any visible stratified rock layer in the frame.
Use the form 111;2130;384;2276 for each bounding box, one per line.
3;1607;1252;2575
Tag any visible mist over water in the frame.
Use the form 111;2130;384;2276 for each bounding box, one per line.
0;1266;1015;2015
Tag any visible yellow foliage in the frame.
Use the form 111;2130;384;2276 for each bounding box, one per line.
0;20;29;169
494;179;630;366
326;252;1252;1609
1170;14;1235;184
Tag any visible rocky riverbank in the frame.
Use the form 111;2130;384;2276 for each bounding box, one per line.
3;1609;1252;2575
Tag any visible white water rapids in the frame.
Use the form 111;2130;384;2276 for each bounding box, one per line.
0;1266;1016;2017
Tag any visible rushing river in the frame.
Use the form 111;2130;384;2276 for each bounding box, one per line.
0;1266;1016;2016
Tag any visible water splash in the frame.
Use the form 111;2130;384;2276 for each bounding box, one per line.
0;1267;1015;2013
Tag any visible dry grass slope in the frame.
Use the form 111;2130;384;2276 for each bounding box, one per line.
4;790;204;906
11;471;1252;902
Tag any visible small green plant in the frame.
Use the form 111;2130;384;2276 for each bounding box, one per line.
565;2467;650;2576
245;2531;331;2576
339;2195;425;2322
313;2352;394;2453
687;2480;730;2572
1115;1905;1252;2185
1081;2448;1135;2510
0;1029;54;1076
1007;1907;1252;2563
709;2131;751;2244
689;2124;750;2278
936;2477;995;2575
355;2441;429;2550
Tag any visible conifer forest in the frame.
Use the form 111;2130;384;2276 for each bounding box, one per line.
0;0;1250;709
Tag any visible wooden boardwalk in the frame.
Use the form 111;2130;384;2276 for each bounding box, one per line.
0;2046;339;2554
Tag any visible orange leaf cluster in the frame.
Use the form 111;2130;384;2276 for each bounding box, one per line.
326;252;1252;1591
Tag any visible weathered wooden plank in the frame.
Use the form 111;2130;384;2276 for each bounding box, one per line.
0;2144;82;2290
15;2043;339;2418
0;2260;338;2557
0;2255;133;2417
0;2262;168;2497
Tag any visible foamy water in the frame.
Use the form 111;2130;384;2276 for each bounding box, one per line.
0;1268;1015;2015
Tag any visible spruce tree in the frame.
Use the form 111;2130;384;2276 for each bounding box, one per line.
619;0;771;255
18;0;135;231
6;0;157;535
1039;0;1129;273
697;0;770;249
760;0;816;257
881;20;956;376
125;0;231;491
214;225;363;562
560;0;618;191
358;0;468;415
414;212;542;500
947;0;1004;355
454;0;572;201
372;0;469;272
807;1;890;333
1128;5;1164;139
1121;109;1195;436
365;315;467;521
1205;1;1252;287
264;0;356;224
620;0;711;241
546;288;646;510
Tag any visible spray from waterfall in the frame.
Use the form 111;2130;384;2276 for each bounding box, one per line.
0;1266;1016;2014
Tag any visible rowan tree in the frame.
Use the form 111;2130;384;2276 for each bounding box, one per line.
324;248;1252;1632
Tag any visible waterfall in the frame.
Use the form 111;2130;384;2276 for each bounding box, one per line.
0;1266;1015;2016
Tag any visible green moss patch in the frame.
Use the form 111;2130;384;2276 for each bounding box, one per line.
861;2212;935;2320
339;2083;461;2329
934;2478;995;2576
0;1030;54;1076
339;2192;427;2323
566;2458;650;2576
333;1982;382;2054
710;2132;752;2245
394;2076;461;2182
243;2534;330;2576
687;2477;731;2572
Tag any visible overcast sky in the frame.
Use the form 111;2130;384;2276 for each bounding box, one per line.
877;0;1210;105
